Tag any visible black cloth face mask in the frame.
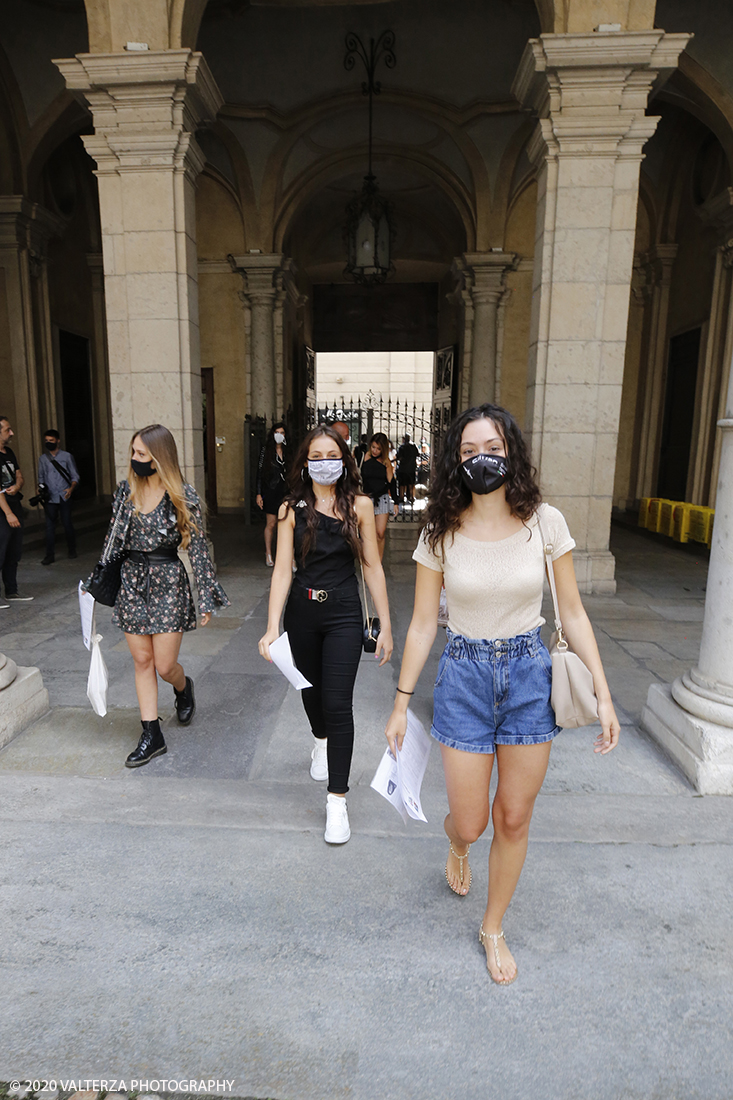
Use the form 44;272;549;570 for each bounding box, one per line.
459;453;508;495
131;459;156;478
44;440;58;450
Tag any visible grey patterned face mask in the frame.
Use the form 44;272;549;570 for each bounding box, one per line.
308;459;343;485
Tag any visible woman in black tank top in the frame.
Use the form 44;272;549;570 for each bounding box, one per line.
258;426;393;845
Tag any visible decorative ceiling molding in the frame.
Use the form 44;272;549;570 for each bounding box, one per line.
220;90;523;132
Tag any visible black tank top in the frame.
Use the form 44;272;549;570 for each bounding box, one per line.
293;505;358;591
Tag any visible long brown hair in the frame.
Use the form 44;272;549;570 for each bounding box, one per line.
284;426;365;565
369;432;395;481
424;404;541;555
127;424;199;550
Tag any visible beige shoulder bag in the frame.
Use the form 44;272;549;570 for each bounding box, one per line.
537;513;599;729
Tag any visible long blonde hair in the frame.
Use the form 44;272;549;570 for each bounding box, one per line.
127;424;199;549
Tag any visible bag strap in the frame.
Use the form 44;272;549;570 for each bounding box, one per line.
359;555;375;628
536;511;568;650
49;456;73;485
102;488;131;564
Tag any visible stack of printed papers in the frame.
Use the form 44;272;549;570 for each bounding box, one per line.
371;709;431;823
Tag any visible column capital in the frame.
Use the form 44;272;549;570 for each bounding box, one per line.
54;50;223;179
229;252;287;304
0;197;66;255
640;243;678;290
698;188;733;263
452;251;519;304
513;31;690;162
279;256;308;311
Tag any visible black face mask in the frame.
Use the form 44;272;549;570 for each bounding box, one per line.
459;453;508;495
45;440;57;450
131;459;156;478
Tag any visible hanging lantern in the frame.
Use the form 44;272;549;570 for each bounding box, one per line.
343;30;396;286
344;174;394;285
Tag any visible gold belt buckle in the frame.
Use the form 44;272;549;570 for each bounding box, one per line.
313;589;328;602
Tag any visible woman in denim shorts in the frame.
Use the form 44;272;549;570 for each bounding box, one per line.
385;404;620;985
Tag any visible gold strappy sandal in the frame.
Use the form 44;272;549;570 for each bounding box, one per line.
479;926;517;985
445;842;471;896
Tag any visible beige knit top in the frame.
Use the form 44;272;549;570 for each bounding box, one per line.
413;503;575;641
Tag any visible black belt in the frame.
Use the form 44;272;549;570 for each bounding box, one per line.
128;547;180;602
128;548;180;565
291;581;357;603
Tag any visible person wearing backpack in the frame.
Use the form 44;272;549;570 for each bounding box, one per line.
38;429;80;564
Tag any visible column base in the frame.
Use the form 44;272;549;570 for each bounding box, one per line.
386;522;422;564
572;549;617;595
642;682;733;794
0;667;50;751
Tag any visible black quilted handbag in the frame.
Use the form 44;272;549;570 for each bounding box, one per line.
87;495;130;606
359;558;381;653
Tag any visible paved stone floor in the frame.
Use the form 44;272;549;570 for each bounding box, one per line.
1;518;731;1100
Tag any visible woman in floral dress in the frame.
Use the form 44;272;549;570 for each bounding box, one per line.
95;424;229;767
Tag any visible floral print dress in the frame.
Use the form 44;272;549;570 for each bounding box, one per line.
97;480;229;635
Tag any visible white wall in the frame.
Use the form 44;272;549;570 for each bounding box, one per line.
316;351;434;412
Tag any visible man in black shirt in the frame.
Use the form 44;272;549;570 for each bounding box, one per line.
396;434;420;503
0;416;34;606
352;433;369;468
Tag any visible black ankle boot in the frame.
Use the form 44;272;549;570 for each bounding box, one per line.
174;676;196;725
125;719;167;768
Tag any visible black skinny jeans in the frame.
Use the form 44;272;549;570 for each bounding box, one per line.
284;587;363;794
44;499;76;557
0;501;23;595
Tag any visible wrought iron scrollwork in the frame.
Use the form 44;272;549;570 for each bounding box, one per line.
344;30;396;97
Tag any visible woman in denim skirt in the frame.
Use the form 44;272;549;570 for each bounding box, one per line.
385;404;620;985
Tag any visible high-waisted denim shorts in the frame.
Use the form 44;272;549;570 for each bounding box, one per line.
431;626;559;754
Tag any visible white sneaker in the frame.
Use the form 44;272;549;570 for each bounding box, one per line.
310;737;328;781
324;793;350;844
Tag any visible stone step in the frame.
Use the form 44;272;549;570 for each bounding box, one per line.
21;498;112;552
386;521;421;561
0;666;50;751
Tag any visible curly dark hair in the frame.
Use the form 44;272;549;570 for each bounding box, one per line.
284;425;365;565
424;403;541;555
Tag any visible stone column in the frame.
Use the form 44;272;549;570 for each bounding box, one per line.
273;258;305;417
690;190;733;505
0;198;63;477
86;252;115;496
642;348;733;793
28;209;66;432
54;51;223;491
451;252;518;409
634;245;678;501
229;254;287;420
512;31;689;593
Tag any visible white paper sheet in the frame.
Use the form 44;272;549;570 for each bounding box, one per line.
78;580;95;651
268;631;313;690
371;709;431;823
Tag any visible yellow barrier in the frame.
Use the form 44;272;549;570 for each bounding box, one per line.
672;502;692;543
659;500;676;538
638;498;652;527
647;498;672;533
688;506;715;547
635;498;713;547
